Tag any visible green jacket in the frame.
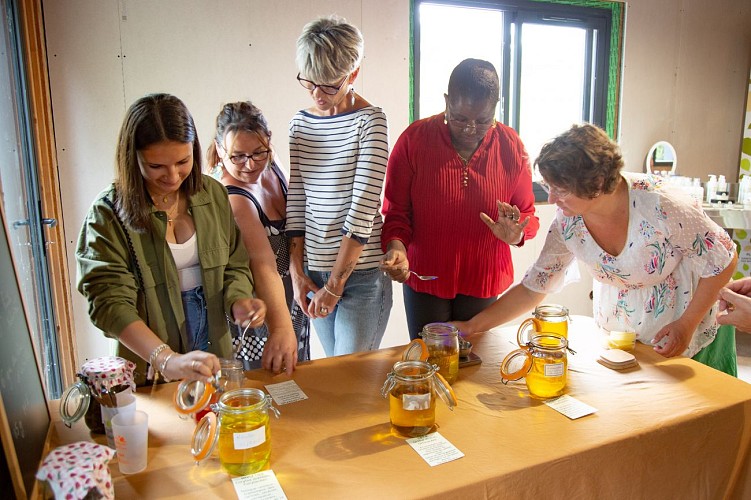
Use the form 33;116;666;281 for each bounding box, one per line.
76;175;254;385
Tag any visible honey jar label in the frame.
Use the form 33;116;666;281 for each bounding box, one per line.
544;363;565;377
402;393;431;411
233;427;266;450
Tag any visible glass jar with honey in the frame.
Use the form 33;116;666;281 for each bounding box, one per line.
517;304;569;345
500;333;569;399
190;387;280;476
381;360;457;437
419;323;460;384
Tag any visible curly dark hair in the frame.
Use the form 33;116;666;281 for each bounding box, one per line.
535;123;623;199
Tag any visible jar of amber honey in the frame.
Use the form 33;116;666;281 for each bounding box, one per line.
501;333;568;399
517;304;569;345
190;387;280;475
381;360;457;437
419;323;460;384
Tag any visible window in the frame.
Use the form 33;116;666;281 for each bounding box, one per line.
1;0;64;397
413;0;623;162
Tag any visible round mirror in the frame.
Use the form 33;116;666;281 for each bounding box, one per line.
645;141;677;175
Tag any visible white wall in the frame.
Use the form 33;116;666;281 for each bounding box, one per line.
41;0;751;364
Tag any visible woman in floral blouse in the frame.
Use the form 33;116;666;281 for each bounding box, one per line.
455;124;738;375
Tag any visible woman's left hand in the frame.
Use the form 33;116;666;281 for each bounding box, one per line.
231;298;266;329
480;200;530;245
651;319;693;357
308;285;341;319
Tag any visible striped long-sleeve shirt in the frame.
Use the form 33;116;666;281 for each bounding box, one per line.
288;106;389;271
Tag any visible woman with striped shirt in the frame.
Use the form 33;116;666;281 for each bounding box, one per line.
287;16;393;356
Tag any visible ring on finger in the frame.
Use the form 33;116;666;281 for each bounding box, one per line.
320;306;329;314
192;360;199;371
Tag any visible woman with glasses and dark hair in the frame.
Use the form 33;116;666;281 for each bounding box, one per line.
454;123;738;375
288;16;392;356
207;101;309;374
76;93;265;385
380;58;540;339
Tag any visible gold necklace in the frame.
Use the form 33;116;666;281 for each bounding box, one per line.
152;191;180;225
166;190;180;224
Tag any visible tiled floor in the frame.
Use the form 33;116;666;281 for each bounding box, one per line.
737;330;751;383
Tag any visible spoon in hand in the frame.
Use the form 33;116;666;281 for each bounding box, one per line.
408;270;438;281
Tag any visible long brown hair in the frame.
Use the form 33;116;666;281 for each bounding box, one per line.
114;93;203;232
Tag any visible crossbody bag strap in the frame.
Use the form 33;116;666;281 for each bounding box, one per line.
102;195;146;297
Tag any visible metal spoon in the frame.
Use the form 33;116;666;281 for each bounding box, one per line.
408;270;438;281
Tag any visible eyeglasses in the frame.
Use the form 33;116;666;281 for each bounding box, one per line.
228;150;270;165
538;179;572;200
445;107;496;135
296;73;348;95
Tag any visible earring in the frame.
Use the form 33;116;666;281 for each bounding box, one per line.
443;114;448;125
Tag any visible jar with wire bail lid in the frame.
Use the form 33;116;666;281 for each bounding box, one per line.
190;387;280;475
419;322;460;384
500;333;570;399
59;356;136;435
381;360;457;437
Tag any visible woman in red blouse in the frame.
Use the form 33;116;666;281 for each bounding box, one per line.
380;58;539;339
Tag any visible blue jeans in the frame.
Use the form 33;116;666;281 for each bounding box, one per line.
308;268;393;356
182;286;208;351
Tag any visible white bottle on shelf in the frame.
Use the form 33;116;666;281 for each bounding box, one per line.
740;175;751;207
716;175;729;202
706;175;717;204
692;178;703;207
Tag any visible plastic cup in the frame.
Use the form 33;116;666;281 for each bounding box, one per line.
111;410;149;474
101;391;137;448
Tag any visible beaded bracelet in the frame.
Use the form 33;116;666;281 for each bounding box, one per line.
323;283;342;299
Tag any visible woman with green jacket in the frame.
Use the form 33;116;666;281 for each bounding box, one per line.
76;93;265;386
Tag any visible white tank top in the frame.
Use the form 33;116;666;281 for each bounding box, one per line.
168;232;202;291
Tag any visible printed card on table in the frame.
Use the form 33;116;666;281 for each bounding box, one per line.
232;470;287;500
544;394;597;419
407;432;464;466
264;380;308;405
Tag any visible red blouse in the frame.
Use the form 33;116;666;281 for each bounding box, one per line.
381;114;539;299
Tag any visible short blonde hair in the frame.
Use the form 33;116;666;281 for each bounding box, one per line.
296;15;363;83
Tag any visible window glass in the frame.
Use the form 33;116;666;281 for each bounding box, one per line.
519;23;587;162
418;3;503;117
415;0;620;165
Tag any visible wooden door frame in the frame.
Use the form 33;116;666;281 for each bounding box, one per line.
18;0;77;389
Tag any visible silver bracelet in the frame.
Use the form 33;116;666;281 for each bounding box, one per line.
323;283;343;299
159;352;174;373
159;352;175;382
149;343;169;366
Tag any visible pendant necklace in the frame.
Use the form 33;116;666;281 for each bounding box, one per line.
153;191;180;225
166;190;180;224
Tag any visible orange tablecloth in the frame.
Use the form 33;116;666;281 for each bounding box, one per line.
46;316;751;498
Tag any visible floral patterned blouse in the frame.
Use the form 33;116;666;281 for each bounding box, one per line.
522;172;735;357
